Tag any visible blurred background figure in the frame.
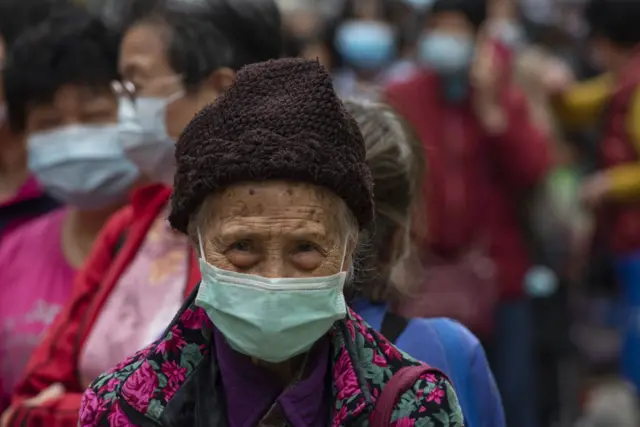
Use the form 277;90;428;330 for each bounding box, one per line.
0;0;61;235
0;0;63;412
330;0;416;100
343;99;506;427
383;0;552;426
549;0;640;407
0;4;138;418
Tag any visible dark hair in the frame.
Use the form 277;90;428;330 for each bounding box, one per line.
3;5;120;132
343;100;424;303
118;0;283;90
430;0;487;29
0;0;68;50
584;0;640;48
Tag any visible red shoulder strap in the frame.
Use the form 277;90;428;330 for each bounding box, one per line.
370;365;447;427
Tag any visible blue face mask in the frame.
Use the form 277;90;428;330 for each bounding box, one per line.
119;92;181;186
28;124;139;209
335;21;396;70
195;230;348;363
418;32;474;75
401;0;434;11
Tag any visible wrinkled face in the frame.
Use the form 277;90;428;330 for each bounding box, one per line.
26;84;117;134
196;181;357;278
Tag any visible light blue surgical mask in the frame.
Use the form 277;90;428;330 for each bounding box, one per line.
402;0;434;11
418;32;474;75
28;123;139;209
335;21;396;71
195;230;348;363
119;92;181;186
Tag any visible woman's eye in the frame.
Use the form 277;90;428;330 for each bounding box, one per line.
229;240;252;252
295;242;320;253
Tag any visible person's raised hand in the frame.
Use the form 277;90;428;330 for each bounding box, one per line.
541;57;575;95
470;31;507;133
469;31;499;103
580;172;611;208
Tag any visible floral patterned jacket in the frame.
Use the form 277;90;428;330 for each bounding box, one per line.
79;287;464;426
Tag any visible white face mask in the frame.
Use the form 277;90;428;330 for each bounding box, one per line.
119;92;182;186
194;228;348;363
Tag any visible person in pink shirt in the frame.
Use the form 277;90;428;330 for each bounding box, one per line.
0;5;140;413
0;0;60;241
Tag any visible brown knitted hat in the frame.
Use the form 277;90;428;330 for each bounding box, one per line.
168;58;374;234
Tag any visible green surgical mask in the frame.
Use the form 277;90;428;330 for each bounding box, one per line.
195;230;348;363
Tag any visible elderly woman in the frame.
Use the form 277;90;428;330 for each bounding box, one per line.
80;58;463;426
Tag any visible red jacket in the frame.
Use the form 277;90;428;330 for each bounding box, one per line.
600;52;640;253
5;184;201;427
384;71;552;299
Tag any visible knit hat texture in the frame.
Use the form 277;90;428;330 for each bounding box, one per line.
169;57;374;234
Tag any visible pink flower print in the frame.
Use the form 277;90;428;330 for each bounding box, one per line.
332;405;349;427
378;338;403;361
79;388;105;426
163;379;181;401
372;351;388;368
391;416;416;427
182;308;210;330
423;373;437;384
114;354;136;372
108;400;137;427
333;349;360;401
105;377;120;393
348;308;365;323
426;387;445;405
161;360;186;385
356;322;375;343
121;361;159;413
157;326;186;354
345;319;356;340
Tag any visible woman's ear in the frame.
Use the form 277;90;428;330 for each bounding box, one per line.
194;67;237;108
208;67;236;93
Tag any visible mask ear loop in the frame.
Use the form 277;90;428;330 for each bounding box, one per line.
339;237;349;272
197;227;206;260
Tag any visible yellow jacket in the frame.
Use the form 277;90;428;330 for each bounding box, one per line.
555;74;640;200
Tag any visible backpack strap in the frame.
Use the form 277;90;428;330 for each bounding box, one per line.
380;311;409;344
370;365;448;427
431;319;479;427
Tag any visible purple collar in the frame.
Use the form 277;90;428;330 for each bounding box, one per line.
213;328;330;427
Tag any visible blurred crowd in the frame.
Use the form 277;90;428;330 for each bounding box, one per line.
0;0;639;425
